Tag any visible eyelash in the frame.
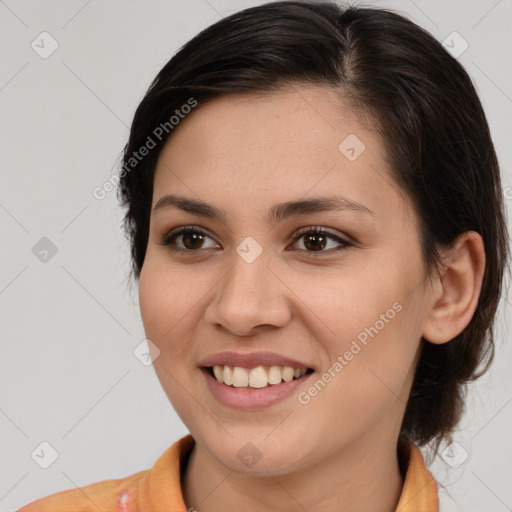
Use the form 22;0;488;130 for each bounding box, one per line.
158;225;354;257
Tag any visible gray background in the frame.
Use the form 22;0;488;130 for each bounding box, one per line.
0;1;511;510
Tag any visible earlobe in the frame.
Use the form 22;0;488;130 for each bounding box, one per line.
422;231;486;345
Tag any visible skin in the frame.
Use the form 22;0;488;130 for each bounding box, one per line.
138;84;485;512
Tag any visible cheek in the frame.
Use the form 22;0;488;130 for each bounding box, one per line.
301;265;423;421
138;259;217;383
138;264;172;341
301;309;420;446
138;262;202;412
321;302;413;399
138;263;193;382
138;260;203;339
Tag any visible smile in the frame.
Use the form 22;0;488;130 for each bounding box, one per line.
202;365;315;409
208;364;312;388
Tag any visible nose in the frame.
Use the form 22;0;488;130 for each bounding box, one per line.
204;247;292;336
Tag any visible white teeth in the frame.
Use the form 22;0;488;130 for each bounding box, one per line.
211;364;309;388
222;365;233;386
232;367;248;387
268;365;283;385
282;366;294;382
248;366;268;388
213;365;224;381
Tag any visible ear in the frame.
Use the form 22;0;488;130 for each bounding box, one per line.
422;231;486;344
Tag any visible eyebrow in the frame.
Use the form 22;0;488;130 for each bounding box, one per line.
153;193;375;223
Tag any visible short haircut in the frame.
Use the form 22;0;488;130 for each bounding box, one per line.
117;1;510;450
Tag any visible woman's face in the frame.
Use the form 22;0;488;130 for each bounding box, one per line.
139;85;434;475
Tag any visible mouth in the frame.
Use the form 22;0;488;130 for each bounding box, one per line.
203;364;315;389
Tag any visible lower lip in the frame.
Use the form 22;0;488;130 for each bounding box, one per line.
201;368;314;409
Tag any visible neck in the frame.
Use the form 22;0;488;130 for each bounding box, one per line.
182;431;405;512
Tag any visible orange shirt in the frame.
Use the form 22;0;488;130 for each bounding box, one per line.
17;434;438;511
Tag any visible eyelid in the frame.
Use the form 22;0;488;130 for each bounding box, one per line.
159;224;220;248
288;225;353;254
159;224;355;258
291;225;352;243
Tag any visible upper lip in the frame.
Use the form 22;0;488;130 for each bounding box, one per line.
199;351;313;370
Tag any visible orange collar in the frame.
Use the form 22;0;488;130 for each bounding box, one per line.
140;434;438;511
395;442;438;511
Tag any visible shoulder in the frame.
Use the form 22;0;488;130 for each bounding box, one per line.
16;434;195;512
16;468;148;511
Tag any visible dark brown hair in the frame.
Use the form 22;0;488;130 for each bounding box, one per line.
117;1;510;450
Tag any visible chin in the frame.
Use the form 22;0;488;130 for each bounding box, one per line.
202;431;307;476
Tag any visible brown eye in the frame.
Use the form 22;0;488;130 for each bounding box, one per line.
302;232;328;251
159;226;219;253
159;225;352;257
181;231;207;250
290;227;353;255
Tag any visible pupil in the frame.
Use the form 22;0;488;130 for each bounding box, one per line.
181;232;327;251
183;232;204;249
304;233;326;251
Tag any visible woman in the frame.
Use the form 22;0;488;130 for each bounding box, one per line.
18;1;510;511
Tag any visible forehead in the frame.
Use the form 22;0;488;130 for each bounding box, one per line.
152;85;409;226
159;85;366;160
